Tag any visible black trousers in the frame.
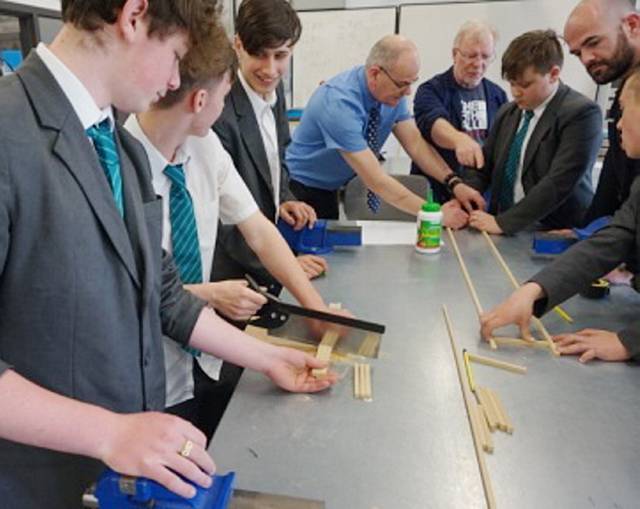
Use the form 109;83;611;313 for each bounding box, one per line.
290;179;340;219
165;359;243;445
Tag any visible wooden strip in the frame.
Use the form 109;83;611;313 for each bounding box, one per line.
357;331;380;357
467;353;527;375
362;364;372;401
488;388;513;434
447;229;497;350
475;401;494;453
442;306;496;509
353;364;361;399
475;386;498;432
491;337;550;350
480;231;560;356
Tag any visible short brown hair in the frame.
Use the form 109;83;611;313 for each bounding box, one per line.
502;29;564;81
236;0;301;55
155;19;237;109
61;0;218;44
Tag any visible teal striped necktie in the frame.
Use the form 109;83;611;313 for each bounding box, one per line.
86;119;124;217
499;110;535;211
164;163;203;285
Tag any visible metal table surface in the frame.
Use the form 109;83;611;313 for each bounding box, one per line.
210;230;640;509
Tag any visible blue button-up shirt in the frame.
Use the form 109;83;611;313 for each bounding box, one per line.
286;65;411;190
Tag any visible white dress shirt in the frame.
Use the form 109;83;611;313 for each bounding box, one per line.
514;84;559;201
237;70;281;218
125;115;259;407
36;43;113;132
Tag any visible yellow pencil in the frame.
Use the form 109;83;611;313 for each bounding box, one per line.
553;305;573;323
463;349;476;393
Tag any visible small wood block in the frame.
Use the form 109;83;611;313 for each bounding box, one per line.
245;325;268;340
472;400;493;454
357;332;380;357
312;344;333;379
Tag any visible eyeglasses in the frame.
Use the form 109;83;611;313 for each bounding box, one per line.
454;48;496;64
379;66;417;90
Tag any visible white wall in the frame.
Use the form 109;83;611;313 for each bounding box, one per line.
11;0;60;10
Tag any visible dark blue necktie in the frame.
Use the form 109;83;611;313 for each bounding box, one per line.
164;163;203;285
365;106;382;213
86;119;124;217
499;110;534;211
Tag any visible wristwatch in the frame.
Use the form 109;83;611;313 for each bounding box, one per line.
444;173;463;193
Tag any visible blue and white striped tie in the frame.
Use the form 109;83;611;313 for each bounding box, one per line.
86;119;124;217
164;163;203;357
164;163;203;285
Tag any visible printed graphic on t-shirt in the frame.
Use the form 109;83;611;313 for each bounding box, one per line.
460;99;488;143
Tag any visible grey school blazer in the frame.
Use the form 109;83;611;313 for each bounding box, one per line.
0;52;204;508
530;179;640;359
211;81;296;287
465;83;602;234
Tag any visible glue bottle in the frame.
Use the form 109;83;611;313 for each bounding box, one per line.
416;189;442;254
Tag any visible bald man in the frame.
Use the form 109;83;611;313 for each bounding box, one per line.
565;0;640;225
286;35;485;225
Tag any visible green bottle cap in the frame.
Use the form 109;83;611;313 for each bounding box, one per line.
422;201;441;212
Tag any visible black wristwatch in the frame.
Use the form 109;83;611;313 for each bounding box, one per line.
444;173;463;193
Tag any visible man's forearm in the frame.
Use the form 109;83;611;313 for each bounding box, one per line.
431;118;465;151
0;369;116;459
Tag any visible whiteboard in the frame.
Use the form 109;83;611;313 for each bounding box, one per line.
292;7;397;108
399;0;598;103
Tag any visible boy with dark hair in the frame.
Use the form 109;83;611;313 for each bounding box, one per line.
0;2;335;506
213;0;329;287
125;17;337;444
481;66;640;363
464;29;602;235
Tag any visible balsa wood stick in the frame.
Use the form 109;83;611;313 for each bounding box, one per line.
491;337;550;350
480;231;560;356
446;228;497;350
475;386;498;432
442;306;496;509
468;353;527;375
488;388;513;434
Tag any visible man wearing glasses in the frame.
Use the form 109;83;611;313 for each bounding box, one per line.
286;34;485;224
413;20;507;203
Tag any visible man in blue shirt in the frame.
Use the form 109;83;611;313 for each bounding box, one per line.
286;35;485;225
413;20;507;203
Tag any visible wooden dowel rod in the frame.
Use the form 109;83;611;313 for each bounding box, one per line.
446;229;497;350
468;353;527;375
442;306;496;509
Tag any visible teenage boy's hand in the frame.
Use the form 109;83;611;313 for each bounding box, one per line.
441;200;469;229
480;283;544;342
297;254;328;279
452;183;486;212
553;329;631;363
263;347;339;392
186;281;267;321
279;201;318;230
100;412;215;499
469;210;503;234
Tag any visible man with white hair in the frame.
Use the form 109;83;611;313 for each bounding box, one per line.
412;20;507;203
286;34;485;225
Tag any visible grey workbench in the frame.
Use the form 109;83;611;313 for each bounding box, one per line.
210;230;640;508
